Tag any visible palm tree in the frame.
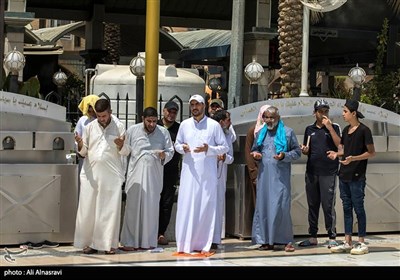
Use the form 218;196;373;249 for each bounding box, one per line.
277;0;399;98
278;0;303;97
104;22;121;64
387;0;400;15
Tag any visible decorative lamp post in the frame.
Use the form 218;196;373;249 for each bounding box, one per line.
53;69;68;105
244;59;264;102
208;77;221;99
299;0;348;97
130;53;145;123
3;47;25;93
348;63;366;101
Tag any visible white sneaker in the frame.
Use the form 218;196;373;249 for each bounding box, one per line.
330;242;352;253
350;243;369;255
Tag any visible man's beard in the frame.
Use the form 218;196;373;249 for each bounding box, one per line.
191;109;202;117
267;122;278;130
144;123;156;133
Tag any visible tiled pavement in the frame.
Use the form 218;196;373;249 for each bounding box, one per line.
1;234;399;268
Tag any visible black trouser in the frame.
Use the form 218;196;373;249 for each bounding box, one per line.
305;173;337;239
158;175;177;236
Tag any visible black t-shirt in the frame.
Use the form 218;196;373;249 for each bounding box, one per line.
339;123;374;182
304;122;341;176
157;119;181;173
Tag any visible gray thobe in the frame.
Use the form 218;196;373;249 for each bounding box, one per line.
121;124;174;249
252;126;301;246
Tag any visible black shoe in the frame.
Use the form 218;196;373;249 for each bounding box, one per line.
83;247;98;254
42;240;59;248
20;241;43;249
211;243;218;250
258;244;274;251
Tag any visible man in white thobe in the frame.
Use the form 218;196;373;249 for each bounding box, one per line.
174;95;229;254
211;110;234;248
120;107;174;250
74;98;130;254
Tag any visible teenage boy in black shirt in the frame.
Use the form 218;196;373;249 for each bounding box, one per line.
327;99;375;255
299;99;341;247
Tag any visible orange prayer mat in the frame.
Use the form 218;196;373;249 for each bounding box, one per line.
172;251;216;258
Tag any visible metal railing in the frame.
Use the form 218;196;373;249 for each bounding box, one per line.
44;91;187;129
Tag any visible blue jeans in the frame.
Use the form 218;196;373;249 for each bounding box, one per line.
339;179;366;237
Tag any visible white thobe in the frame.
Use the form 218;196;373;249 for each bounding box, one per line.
74;116;96;192
74;117;130;252
229;125;237;142
213;131;234;244
175;116;229;253
74;115;122;182
121;124;174;249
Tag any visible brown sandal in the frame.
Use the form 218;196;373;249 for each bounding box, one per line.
285;243;295;252
258;244;274;251
119;246;137;251
105;248;116;255
83;247;98;254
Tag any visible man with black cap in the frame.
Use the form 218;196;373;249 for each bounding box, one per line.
156;100;181;245
299;99;341;248
327;99;375;255
208;98;224;117
208;98;237;142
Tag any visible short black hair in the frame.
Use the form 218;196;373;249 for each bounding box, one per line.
142;107;158;118
212;110;228;123
95;98;111;113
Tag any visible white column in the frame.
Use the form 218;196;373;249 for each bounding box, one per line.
300;6;310;97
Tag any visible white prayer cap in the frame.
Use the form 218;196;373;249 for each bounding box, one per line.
189;94;205;104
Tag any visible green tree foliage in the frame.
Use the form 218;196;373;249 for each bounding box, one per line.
64;73;85;103
330;76;352;100
19;76;41;99
363;18;400;113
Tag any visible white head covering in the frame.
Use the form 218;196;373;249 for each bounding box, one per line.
254;104;271;137
189;94;205;104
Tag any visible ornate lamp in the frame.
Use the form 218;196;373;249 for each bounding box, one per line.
348;63;366;101
53;69;68;106
3;47;26;93
53;69;68;87
130;53;146;123
208;77;221;99
299;0;348;96
244;59;264;102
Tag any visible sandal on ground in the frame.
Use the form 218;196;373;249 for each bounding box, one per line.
258;244;274;251
105;249;116;255
211;243;219;250
298;239;317;247
118;246;137;251
83;247;98;254
285;243;295;252
327;239;338;248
